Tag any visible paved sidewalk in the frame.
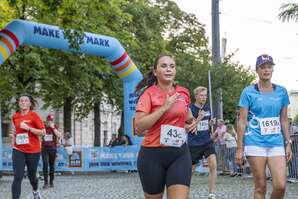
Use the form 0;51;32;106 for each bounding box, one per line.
0;173;297;198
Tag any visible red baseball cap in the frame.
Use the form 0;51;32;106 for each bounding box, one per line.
46;114;54;121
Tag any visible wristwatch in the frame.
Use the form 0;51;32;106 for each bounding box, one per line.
285;139;292;145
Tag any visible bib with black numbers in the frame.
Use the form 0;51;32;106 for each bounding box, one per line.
44;134;53;142
160;125;186;147
259;117;281;135
197;120;209;132
16;133;29;145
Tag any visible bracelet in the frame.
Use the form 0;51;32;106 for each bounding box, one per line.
285;139;292;145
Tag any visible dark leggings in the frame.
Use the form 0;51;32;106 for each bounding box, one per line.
137;144;192;194
12;149;40;199
41;148;57;184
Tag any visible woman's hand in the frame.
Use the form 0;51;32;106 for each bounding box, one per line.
162;93;179;112
235;148;244;166
20;121;30;131
285;144;292;162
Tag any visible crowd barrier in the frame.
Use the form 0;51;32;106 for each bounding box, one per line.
2;145;140;172
2;135;297;180
213;134;298;180
288;134;298;180
2;144;212;174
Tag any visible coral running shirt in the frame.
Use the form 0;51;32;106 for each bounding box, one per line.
12;111;45;153
136;85;190;147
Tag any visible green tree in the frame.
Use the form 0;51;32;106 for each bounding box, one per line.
211;56;255;122
0;0;134;143
0;0;257;143
279;3;298;22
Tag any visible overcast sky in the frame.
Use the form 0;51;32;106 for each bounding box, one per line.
174;0;298;91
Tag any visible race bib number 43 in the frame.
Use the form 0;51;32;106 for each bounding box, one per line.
160;125;186;147
16;133;29;145
259;117;281;135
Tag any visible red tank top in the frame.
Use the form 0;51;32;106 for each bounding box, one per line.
42;125;58;148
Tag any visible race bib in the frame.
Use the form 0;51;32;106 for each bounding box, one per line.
16;133;29;145
44;134;53;142
160;125;187;147
197;120;209;132
259;117;281;135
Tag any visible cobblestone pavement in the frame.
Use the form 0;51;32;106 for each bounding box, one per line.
0;173;297;199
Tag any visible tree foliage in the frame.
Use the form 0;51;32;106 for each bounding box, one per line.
0;0;255;137
279;3;298;22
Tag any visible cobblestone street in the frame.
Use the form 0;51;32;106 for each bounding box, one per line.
0;173;298;199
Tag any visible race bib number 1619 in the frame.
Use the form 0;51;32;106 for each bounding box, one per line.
259;117;281;135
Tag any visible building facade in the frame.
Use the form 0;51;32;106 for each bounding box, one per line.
289;90;298;121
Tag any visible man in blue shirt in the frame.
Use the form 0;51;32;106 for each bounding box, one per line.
188;86;217;199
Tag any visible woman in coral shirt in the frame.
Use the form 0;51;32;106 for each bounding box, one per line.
135;54;197;199
11;94;45;199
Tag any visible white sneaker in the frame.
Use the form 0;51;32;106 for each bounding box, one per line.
33;191;41;199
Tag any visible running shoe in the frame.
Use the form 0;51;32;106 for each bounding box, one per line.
209;193;216;199
33;191;41;199
42;184;48;189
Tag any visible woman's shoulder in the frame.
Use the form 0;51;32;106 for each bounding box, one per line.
176;85;189;92
243;84;255;92
140;85;157;95
273;83;287;92
175;85;190;96
29;111;42;118
12;111;20;118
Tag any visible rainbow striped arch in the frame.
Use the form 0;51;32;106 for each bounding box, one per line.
0;29;19;61
0;20;143;140
110;52;138;79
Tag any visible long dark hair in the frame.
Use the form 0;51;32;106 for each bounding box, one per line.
135;54;175;94
17;94;36;111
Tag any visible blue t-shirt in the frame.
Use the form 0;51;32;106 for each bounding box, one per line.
188;104;212;146
239;84;290;147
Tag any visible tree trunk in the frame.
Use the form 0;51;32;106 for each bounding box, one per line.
0;108;10;137
94;102;101;146
117;111;124;137
63;97;72;135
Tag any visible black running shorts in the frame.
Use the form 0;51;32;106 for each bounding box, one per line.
189;143;216;165
137;143;192;194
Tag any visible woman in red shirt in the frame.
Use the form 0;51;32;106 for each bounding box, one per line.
11;94;45;199
135;54;197;199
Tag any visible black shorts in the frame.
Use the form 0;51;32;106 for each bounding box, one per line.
137;143;192;194
189;143;216;165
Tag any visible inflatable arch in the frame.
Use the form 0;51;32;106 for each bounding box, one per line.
0;20;143;173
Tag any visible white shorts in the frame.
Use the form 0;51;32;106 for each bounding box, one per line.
244;146;285;157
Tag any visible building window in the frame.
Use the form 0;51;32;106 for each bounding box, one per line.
103;130;108;146
113;122;117;133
